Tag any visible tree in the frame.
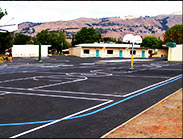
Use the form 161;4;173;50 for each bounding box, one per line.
34;29;51;45
13;33;31;44
103;37;123;44
49;32;69;53
0;32;14;54
141;36;163;48
0;8;7;19
72;27;102;45
0;8;13;54
34;30;69;54
163;24;183;44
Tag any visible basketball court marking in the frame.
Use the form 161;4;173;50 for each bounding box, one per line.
8;74;182;138
122;74;182;97
0;86;124;98
0;91;112;102
10;100;113;138
1;74;181;128
0;60;182;138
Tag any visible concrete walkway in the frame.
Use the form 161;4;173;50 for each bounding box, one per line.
102;88;182;138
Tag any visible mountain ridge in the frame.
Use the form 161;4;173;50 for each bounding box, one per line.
17;13;182;41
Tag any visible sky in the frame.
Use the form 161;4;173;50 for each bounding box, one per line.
0;1;182;24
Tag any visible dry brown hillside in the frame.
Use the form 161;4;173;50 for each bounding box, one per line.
17;13;182;40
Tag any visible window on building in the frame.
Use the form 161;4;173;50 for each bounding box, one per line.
130;50;136;55
148;50;153;54
83;49;90;54
107;50;113;54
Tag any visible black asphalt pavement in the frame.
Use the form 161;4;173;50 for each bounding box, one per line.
0;56;182;138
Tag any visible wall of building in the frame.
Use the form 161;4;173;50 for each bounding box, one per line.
69;47;81;57
151;49;168;58
12;45;50;57
81;47;103;57
69;47;150;58
68;45;169;59
124;48;149;58
168;44;182;61
103;48;123;58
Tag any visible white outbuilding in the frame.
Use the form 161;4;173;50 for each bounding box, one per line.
167;44;182;62
12;45;51;57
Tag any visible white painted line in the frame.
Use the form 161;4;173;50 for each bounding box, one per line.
0;86;27;91
122;74;182;97
114;75;171;79
0;86;124;98
33;77;39;81
6;91;111;102
35;89;124;98
155;68;182;71
0;91;11;95
80;63;95;65
41;66;59;68
10;100;113;138
62;64;74;67
0;77;35;83
30;77;88;90
0;92;7;95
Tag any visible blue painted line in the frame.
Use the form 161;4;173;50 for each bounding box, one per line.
68;75;182;120
0;75;182;126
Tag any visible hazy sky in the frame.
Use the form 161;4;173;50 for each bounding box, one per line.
0;1;182;24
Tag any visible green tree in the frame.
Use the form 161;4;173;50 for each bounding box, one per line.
0;8;7;19
0;32;14;54
49;32;69;53
163;24;183;44
141;36;163;48
34;30;69;54
13;33;31;44
72;27;101;45
103;37;123;44
0;8;13;54
34;29;51;45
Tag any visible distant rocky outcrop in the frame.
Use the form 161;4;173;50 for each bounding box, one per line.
17;13;182;41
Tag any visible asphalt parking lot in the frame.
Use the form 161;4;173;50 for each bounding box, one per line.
0;56;182;138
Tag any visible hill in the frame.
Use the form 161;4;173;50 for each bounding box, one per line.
17;13;182;40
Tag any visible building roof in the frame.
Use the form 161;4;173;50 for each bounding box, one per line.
13;45;51;47
75;43;141;48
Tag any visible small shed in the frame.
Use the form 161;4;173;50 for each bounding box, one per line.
12;45;51;57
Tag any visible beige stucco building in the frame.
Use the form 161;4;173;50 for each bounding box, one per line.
68;43;168;58
168;44;182;62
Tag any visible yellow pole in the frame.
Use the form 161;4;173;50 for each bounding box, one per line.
131;55;133;67
131;42;134;69
10;56;12;62
169;47;171;62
